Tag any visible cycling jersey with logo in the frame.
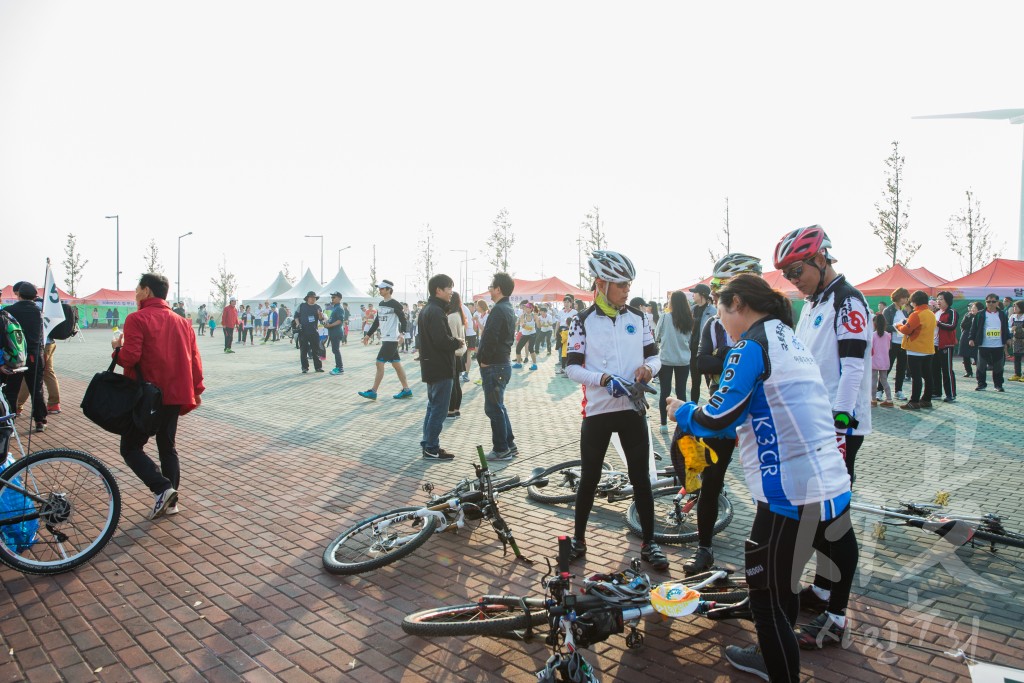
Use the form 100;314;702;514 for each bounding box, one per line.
675;317;851;517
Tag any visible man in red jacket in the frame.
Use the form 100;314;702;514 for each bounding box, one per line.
220;297;239;353
112;273;205;520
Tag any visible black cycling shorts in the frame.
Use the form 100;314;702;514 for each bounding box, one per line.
376;341;401;363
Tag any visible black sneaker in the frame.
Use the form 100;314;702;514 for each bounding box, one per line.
996;387;1005;392
799;585;829;613
723;644;768;681
315;368;325;373
507;444;520;457
568;538;587;561
683;547;714;574
422;447;455;460
33;422;46;433
641;542;670;570
796;611;847;649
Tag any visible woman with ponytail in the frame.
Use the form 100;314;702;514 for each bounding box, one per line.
668;274;858;682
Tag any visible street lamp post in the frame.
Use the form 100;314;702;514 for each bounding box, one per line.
337;245;351;269
305;234;324;284
177;232;193;303
105;215;120;289
450;249;474;296
643;269;662;303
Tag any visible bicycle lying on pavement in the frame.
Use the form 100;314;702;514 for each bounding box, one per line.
322;446;549;575
527;426;733;545
0;393;121;575
402;535;751;682
851;499;1024;551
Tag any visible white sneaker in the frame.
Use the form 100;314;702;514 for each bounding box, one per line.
149;488;178;520
875;391;883;401
166;504;180;516
895;391;907;401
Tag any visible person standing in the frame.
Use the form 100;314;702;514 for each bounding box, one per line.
969;293;1011;391
2;282;47;432
688;284;716;404
477;273;518;461
1008;300;1024;381
341;303;350;345
882;288;910;401
325;292;346;375
446;292;468;417
655;290;692;434
294;291;326;374
196;305;207;336
934;291;958;402
960;302;979;377
564;250;668;571
512;302;539;370
417;275;464;460
554;295;577;377
220;297;238;353
112;273;204;520
358;280;412;400
896;290;937;409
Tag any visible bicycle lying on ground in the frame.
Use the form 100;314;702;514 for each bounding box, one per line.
527;426;733;545
402;536;751;681
0;393;121;575
851;499;1024;551
322;446;550;575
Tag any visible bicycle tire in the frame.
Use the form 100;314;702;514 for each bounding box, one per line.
489;475;520;493
403;597;548;637
0;449;121;575
323;506;438;575
627;488;733;544
527;460;613;505
972;527;1024;550
693;589;749;604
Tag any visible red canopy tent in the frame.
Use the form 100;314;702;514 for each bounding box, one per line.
1;284;76;304
760;270;802;297
854;264;938;297
942;259;1024;300
472;276;593;303
77;288;138;305
908;267;949;288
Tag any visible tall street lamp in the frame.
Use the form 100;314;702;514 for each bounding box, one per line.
177;232;193;302
337;245;351;269
450;249;473;296
105;215;120;289
643;269;662;303
305;234;324;284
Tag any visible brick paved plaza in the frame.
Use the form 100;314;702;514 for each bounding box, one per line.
1;330;1023;682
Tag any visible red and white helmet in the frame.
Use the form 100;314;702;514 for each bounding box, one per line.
773;225;834;270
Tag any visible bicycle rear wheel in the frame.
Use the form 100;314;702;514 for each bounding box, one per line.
323;507;438;575
527;460;614;505
403;596;547;637
627;488;733;544
0;449;121;575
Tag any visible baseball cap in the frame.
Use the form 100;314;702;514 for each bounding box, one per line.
17;282;37;299
376;279;394;290
689;284;711;297
330;291;343;298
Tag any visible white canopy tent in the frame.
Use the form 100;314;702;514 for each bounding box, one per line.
317;266;374;305
244;271;293;305
271;268;324;307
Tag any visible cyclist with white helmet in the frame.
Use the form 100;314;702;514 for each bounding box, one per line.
773;225;869;650
683;253;762;575
564;250;669;570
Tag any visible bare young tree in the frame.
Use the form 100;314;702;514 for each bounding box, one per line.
62;233;88;297
709;197;731;264
417;225;436;290
143;239;164;275
208;257;237;308
870;140;920;271
367;244;379;298
485;208;514;273
946;189;1002;274
282;262;296;284
578;206;606;285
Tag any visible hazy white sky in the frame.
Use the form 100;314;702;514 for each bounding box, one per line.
2;0;1022;304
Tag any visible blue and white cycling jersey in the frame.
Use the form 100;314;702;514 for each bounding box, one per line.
674;316;851;519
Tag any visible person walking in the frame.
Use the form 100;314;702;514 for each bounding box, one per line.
969;293;1011;391
512;302;539;370
294;291;326;374
896;290;937;409
478;273;518;461
220;298;238;353
688;284;716;403
564;250;668;571
358;280;412;400
871;314;894;407
446;292;468;417
417;275;464;460
112;273;204;520
325;292;346;375
1009;300;1024;381
2;282;48;432
655;290;692;434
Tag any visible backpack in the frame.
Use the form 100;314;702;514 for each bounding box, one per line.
0;309;27;369
47;303;78;341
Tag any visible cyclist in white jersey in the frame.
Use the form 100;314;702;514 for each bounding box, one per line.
669;274;858;682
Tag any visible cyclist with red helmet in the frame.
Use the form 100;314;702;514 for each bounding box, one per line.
773;225;869;649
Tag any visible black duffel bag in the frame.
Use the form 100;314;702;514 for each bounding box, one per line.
81;349;163;437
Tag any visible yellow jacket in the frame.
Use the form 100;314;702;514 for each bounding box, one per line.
897;305;936;354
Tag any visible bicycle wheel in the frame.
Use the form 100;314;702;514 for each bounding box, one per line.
0;449;121;575
527;460;614;505
627;488;733;544
403;596;547;637
323;507;438;575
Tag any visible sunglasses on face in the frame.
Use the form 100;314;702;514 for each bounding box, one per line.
783;260;812;281
987;299;998;304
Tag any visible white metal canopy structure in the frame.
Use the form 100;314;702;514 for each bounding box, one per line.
913;109;1024;260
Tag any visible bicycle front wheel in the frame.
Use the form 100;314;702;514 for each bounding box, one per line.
527;460;614;505
0;449;121;575
627;488;733;544
323;507;438;575
403;596;547;637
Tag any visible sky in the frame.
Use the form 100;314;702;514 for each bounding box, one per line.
2;1;1022;305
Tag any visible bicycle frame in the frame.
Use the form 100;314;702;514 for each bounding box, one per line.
850;501;1024;550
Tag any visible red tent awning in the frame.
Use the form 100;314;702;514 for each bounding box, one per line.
942;259;1024;299
1;284;77;304
77;288;138;305
908;267;949;288
854;265;937;297
473;276;593;303
760;270;802;296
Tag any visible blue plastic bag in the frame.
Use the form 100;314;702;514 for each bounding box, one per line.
0;454;39;552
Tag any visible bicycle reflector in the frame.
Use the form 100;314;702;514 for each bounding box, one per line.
649;584;701;618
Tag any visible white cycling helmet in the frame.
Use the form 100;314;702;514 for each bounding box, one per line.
712;253;763;279
588;250;636;283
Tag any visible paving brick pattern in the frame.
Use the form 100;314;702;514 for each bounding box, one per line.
1;332;1022;681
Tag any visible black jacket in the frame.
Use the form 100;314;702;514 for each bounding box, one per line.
696;317;731;376
969;308;1010;347
477;297;515;365
417;296;462;384
4;300;43;351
